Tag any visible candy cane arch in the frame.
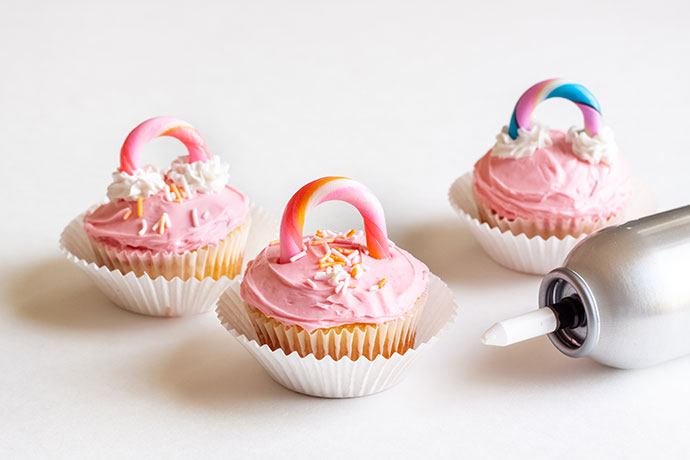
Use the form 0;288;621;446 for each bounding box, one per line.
119;117;211;174
279;177;390;263
508;78;603;140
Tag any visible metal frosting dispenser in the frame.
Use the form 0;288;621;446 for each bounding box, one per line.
482;205;690;369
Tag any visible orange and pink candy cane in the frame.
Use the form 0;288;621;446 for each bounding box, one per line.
279;177;390;263
119;116;211;174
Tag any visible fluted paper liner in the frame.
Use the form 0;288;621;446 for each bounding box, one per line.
449;172;656;275
60;204;277;317
216;275;457;398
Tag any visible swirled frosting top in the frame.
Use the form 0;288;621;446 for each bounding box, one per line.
240;231;429;332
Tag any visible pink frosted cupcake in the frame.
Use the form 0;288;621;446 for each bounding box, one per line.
473;79;632;239
240;176;429;361
83;117;250;281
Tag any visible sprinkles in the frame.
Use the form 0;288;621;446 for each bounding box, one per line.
122;208;132;220
137;197;143;217
138;219;147;235
295;230;391;296
289;250;307;262
191;208;199;227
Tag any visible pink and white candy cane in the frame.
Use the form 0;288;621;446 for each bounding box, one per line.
508;78;603;140
119;117;210;174
279;177;391;263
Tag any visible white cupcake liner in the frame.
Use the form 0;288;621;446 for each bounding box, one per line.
449;172;656;275
216;274;457;398
60;204;278;317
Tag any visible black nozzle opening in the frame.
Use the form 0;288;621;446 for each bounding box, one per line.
548;295;587;330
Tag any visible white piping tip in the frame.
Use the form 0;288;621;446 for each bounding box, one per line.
481;307;559;347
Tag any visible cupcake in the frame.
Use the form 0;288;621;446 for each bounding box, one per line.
240;176;429;361
472;78;632;239
83;116;250;281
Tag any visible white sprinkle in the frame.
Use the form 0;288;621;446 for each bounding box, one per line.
326;266;333;274
138;219;148;235
202;210;210;220
164;186;172;202
162;212;172;228
191;208;199;227
368;285;379;292
314;271;330;280
289;250;307;263
305;279;317;289
180;176;193;198
332;264;344;274
331;250;348;264
335;283;344;294
347;252;359;261
325;230;336;237
152;220;160;232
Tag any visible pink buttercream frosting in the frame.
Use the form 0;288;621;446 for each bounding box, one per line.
241;233;429;332
84;185;248;254
473;130;632;222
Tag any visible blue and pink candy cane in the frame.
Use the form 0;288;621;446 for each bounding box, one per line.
508;79;603;140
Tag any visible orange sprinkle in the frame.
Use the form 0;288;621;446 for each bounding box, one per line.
179;187;187;199
346;229;356;238
316;230;324;238
310;240;324;246
158;216;165;235
170;183;183;202
378;278;387;289
350;265;359;277
319;261;345;269
350;283;357;289
340;248;355;255
319;253;331;264
137;197;143;217
269;240;280;246
122;209;132;220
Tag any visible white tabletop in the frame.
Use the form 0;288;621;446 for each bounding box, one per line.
3;1;690;458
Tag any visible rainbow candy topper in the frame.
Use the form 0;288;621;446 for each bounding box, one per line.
120;117;211;175
508;78;603;140
279;177;390;263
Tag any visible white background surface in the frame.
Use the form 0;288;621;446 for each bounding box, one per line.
3;1;690;458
